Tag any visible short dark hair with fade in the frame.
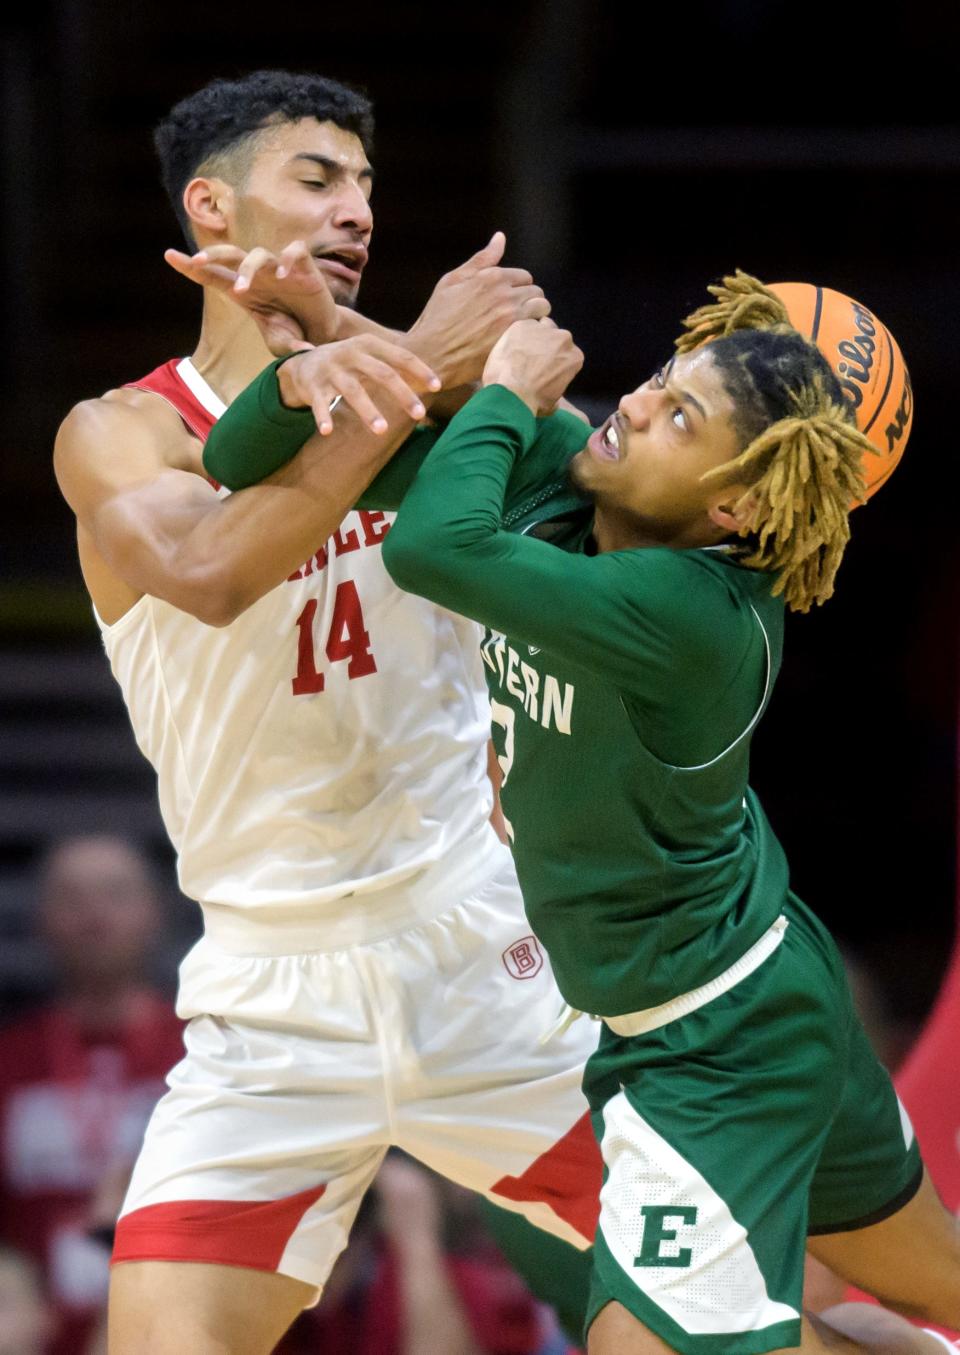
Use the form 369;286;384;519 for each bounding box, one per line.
154;69;375;242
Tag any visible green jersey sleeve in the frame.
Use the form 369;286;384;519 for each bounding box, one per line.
383;384;765;721
199;358;443;502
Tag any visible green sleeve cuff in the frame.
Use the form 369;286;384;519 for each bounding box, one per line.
202;358;316;490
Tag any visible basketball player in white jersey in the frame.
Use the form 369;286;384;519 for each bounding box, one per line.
54;70;601;1354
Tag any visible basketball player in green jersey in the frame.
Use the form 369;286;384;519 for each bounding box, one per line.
202;273;960;1355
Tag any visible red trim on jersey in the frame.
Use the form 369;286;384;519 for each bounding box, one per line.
490;1112;601;1242
126;359;217;444
112;1184;326;1271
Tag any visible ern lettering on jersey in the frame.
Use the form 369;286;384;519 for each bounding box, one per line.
481;632;575;735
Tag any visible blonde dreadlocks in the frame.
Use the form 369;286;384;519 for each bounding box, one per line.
676;271;873;613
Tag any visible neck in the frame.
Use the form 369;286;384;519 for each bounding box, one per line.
591;505;728;555
190;288;279;405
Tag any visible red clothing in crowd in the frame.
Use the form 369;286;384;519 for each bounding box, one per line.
290;1240;563;1355
0;993;184;1355
846;910;960;1340
897;929;960;1215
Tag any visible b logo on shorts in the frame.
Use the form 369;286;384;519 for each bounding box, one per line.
502;936;544;980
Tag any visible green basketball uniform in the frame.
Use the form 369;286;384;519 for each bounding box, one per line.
204;379;924;1354
376;386;922;1353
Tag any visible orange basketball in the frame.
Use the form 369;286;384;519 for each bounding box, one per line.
768;282;913;499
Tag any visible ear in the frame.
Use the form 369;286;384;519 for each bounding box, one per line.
707;485;756;535
182;175;234;242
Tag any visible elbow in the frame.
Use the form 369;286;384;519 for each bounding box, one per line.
381;527;454;603
381;529;421;594
169;563;253;628
190;596;245;628
382;521;478;608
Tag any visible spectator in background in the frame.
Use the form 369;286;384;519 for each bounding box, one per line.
291;1152;575;1355
0;836;185;1355
0;1247;55;1355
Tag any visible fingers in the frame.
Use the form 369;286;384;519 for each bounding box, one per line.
363;339;442;396
164;248;241;292
234;247;280;293
164;248;194;277
457;229;507;275
519;294;552;321
276;239;317;281
310;391;337;436
330;351;433;432
488;266;535;287
298;338;442;436
327;373;392;435
191;244;249;267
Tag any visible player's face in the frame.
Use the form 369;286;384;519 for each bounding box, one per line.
230;118;374;306
570;348;746;547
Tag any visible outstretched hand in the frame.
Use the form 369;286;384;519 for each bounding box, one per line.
165;240;339;354
278;336;441;435
407;231;553;389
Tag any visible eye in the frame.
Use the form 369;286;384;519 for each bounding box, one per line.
649;368;666;389
671;406;688;431
301;180;328;190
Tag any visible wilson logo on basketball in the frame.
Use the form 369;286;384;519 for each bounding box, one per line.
885;371;912;454
502;936;544;980
835;302;877;410
770;279;913;499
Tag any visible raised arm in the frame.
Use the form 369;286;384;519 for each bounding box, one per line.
200;232;554;490
380;323;758;701
54;368;432;628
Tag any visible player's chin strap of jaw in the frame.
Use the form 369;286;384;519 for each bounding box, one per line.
539;914;789;1044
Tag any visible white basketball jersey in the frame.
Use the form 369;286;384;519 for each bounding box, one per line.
96;358;493;916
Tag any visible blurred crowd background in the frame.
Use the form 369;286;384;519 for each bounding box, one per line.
1;1;958;1350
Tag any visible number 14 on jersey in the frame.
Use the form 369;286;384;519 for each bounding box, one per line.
292;581;377;695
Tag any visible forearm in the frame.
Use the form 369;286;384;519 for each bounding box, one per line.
203;408;413;606
382;385;535;616
381;386;680;688
335;308;480;421
335;305;403;344
204;360;439;511
102;403;415;625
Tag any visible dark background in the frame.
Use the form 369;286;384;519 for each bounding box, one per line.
1;0;957;1025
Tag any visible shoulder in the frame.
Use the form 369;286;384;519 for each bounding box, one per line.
619;547;772;605
611;547;773;654
55;387;202;513
57;386;195;466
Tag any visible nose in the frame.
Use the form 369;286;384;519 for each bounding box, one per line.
619;386;658;429
331;180;373;236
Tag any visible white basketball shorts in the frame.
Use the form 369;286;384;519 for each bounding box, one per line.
113;826;601;1293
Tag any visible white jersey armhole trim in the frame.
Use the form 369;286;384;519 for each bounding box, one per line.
623;604;770;775
178;358;232;498
662;603;771;772
176;358;228;419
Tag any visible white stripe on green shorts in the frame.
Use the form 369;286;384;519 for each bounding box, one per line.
599;1090;799;1336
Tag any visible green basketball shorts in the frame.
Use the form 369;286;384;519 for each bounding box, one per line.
582;894;923;1354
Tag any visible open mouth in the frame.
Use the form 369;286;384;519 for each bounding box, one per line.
588;413;622;462
313;247;367;283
